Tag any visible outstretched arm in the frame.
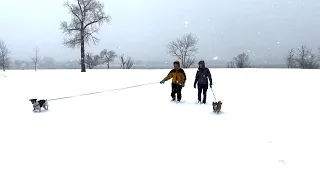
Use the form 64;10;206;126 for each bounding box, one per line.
163;71;173;81
161;70;173;83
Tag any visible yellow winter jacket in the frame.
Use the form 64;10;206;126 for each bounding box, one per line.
163;67;186;85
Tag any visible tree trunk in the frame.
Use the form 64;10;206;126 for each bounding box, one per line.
34;63;36;71
107;63;110;69
2;57;4;71
80;29;86;72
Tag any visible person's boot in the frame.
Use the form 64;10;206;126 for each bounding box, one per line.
202;97;206;104
177;92;182;102
171;93;176;101
202;93;207;104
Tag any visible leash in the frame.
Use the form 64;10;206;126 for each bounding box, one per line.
47;81;158;101
210;88;217;102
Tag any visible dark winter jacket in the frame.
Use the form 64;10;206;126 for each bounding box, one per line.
194;61;212;86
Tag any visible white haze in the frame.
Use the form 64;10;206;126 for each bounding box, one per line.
1;0;320;63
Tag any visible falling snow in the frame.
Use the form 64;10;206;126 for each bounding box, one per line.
184;21;189;27
213;56;218;60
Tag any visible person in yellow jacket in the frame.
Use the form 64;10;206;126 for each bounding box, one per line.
160;61;186;102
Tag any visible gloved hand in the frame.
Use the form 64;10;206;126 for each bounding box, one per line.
182;83;185;87
160;80;165;84
194;83;196;89
210;83;212;88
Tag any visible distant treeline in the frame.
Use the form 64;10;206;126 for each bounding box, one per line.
9;58;287;70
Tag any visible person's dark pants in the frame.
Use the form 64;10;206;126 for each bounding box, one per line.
171;83;183;101
197;83;208;103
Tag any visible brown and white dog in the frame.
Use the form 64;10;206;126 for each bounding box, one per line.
212;101;222;113
29;99;49;112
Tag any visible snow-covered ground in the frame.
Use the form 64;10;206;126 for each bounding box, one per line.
0;68;320;180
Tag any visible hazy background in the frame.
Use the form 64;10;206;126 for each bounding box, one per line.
1;0;320;65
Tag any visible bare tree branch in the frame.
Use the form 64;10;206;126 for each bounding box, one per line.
84;52;100;69
227;61;236;68
231;53;251;68
286;48;295;68
0;39;11;71
119;54;134;69
167;33;198;68
100;49;117;69
119;54;126;69
283;45;319;69
60;0;111;72
125;56;134;69
294;45;319;69
30;46;40;71
184;57;196;68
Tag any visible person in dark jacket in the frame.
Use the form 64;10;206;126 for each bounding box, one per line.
160;60;187;102
194;60;212;104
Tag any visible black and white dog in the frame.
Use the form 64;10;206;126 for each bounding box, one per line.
212;101;222;114
29;99;49;112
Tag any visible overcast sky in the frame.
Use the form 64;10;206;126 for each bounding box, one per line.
1;0;320;64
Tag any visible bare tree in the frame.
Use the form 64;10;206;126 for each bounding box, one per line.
100;49;117;69
60;0;111;72
31;47;40;71
119;54;134;69
0;39;11;71
125;56;134;69
84;53;100;69
286;48;295;68
294;45;319;69
227;61;235;68
167;33;198;68
232;52;251;68
119;54;126;69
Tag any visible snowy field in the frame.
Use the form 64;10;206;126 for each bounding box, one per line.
0;68;320;180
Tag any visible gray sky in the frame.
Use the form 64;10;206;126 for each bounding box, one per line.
1;0;320;64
